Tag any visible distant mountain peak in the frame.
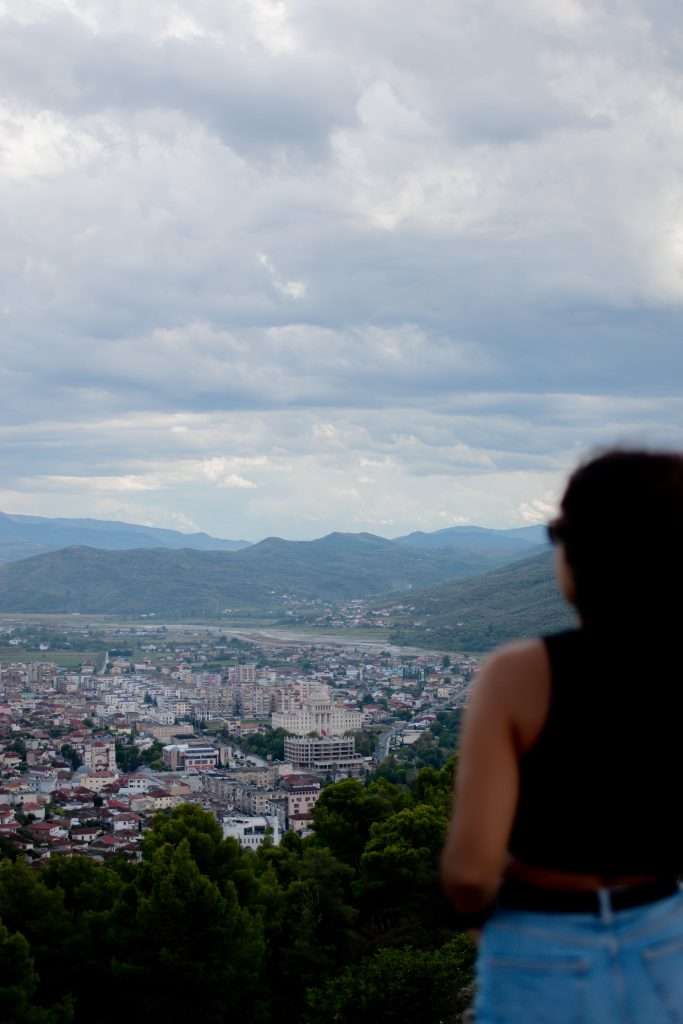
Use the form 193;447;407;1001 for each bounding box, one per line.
0;511;251;564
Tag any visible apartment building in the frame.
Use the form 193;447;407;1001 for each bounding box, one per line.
271;701;362;736
162;742;219;772
284;735;354;767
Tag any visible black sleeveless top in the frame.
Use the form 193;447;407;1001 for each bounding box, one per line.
508;629;682;876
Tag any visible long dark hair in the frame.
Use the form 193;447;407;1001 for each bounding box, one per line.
548;449;683;630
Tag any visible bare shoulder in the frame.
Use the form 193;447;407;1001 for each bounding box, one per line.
470;639;549;720
482;639;548;677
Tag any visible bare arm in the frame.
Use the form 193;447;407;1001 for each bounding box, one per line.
440;642;546;913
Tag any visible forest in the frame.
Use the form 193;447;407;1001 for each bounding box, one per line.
0;759;474;1024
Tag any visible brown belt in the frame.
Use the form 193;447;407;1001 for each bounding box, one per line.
497;877;679;915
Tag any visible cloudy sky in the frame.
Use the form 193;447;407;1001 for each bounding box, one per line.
1;0;682;540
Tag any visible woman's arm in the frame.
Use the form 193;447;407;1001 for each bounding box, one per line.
440;643;543;913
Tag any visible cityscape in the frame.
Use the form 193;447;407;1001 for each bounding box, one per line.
1;0;680;1019
0;619;477;862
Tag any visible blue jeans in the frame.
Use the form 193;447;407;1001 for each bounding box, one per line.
474;888;683;1022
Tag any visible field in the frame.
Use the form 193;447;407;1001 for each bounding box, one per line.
0;649;102;668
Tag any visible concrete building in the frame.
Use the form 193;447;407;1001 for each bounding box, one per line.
272;681;330;712
222;814;280;849
162;742;219;772
280;774;321;820
238;684;274;718
80;769;118;793
272;701;362;737
283;736;367;778
284;735;354;767
228;664;257;684
141;723;194;743
83;739;116;772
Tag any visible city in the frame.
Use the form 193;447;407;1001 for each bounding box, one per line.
0;619;477;862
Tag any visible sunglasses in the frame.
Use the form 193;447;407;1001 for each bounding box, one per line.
546;519;566;544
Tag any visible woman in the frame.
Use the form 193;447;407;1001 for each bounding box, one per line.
441;449;683;1023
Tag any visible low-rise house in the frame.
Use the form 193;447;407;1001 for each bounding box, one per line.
70;825;101;843
88;833;141;860
20;800;46;821
80;770;118;793
111;812;140;832
288;812;314;837
129;794;154;813
27;821;66;843
147;789;174;811
118;774;151;794
0;806;15;826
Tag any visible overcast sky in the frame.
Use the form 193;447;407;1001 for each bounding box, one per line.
1;0;682;540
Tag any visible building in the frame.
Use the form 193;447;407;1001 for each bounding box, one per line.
162;743;219;772
284;735;352;767
222;814;280;849
238;684;274;718
272;701;362;737
228;664;257;684
280;774;321;820
272;681;330;712
83;739;116;772
141;723;194;743
80;769;118;793
283;736;367;778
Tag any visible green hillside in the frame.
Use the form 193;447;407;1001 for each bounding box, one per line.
387;550;576;651
0;532;531;616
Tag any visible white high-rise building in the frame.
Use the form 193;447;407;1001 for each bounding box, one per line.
271;701;362;736
273;681;330;712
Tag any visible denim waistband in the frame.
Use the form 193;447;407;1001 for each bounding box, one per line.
497;877;679;918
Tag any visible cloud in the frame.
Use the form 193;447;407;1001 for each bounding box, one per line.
519;495;559;524
0;0;681;537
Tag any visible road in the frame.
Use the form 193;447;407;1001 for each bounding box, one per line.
374;723;404;763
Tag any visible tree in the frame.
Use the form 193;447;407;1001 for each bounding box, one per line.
0;860;73;1014
7;738;26;760
140;740;165;770
237;728;287;761
350;730;376;757
59;745;82;771
312;778;408;866
358;803;450;945
0;921;42;1024
115;741;141;773
129;839;264;1022
142;805;243;888
252;843;357;1024
0;750;475;1024
305;937;475;1024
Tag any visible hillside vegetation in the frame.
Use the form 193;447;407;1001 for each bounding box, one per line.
0;532;531;616
0;768;474;1024
387;550;576;651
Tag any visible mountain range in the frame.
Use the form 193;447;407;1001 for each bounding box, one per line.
0;512;250;563
0;513;563;646
395;523;546;557
0;512;546;565
0;530;543;617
